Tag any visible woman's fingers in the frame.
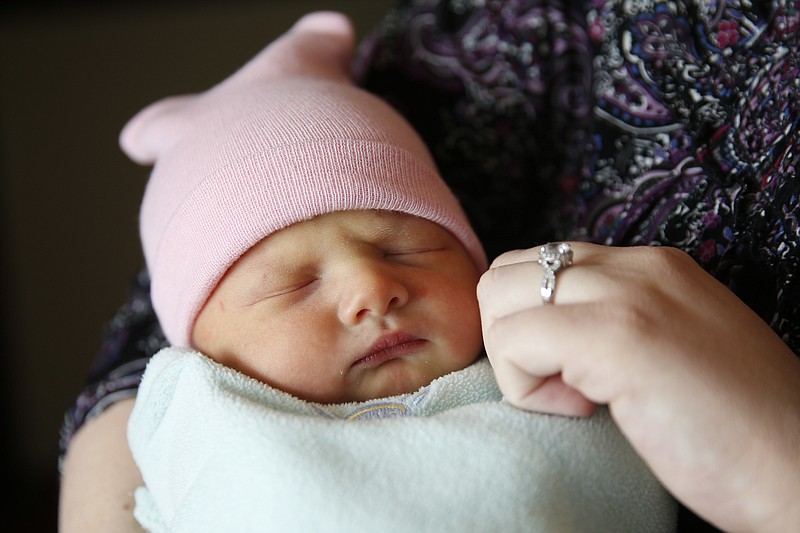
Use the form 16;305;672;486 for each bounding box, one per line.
477;260;541;323
500;372;597;416
479;241;626;322
483;300;630;413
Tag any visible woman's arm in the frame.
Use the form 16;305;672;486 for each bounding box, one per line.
59;398;144;533
478;243;800;533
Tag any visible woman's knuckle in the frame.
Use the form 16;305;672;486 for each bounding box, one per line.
476;268;494;296
604;299;656;340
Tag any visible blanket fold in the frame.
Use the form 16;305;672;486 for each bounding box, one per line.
129;347;676;532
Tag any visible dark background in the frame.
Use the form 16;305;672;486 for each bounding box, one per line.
0;1;393;530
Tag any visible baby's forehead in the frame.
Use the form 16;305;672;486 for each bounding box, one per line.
233;209;446;265
274;209;442;242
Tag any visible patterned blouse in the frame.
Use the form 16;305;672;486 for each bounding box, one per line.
61;2;798;527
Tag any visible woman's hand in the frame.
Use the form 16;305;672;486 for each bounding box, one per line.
477;242;800;533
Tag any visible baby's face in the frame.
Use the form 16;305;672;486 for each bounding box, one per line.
192;210;483;404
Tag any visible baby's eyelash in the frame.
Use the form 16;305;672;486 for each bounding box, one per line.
273;279;317;295
249;279;317;303
385;247;444;257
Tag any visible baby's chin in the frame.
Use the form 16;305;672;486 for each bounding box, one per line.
338;357;474;404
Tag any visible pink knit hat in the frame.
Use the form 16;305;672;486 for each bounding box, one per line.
120;11;487;347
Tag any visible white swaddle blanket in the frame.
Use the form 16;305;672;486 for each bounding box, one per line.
128;347;677;532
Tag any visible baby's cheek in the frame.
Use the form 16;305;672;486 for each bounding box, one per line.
450;302;484;359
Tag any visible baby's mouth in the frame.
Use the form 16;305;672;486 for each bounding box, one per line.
352;332;427;368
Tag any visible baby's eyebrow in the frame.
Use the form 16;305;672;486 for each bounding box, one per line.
363;216;397;236
368;216;418;243
257;259;309;279
234;251;304;283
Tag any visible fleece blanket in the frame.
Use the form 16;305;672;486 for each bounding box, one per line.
128;347;676;532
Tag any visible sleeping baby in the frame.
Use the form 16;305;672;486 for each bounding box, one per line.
122;11;677;532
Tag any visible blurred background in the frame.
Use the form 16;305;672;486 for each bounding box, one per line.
0;1;394;529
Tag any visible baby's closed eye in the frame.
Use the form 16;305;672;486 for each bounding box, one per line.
384;246;444;257
241;277;320;306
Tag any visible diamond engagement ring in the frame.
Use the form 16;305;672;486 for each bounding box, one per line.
537;242;573;304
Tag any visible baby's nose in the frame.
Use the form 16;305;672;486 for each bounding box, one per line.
337;262;409;325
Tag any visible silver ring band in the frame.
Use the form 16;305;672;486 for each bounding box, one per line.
537;242;573;304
